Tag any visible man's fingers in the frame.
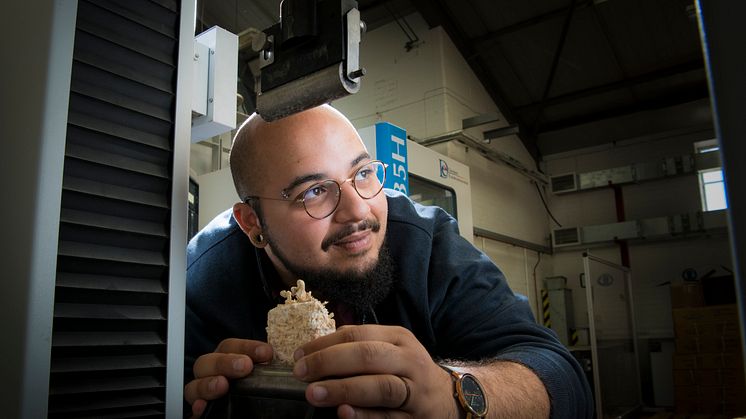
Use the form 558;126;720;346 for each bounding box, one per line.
298;325;413;359
214;338;273;361
304;374;411;409
294;341;409;381
190;399;207;419
193;352;255;379
184;375;229;405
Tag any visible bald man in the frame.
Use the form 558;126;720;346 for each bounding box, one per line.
184;105;592;418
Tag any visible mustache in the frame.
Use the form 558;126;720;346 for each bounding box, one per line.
321;219;381;251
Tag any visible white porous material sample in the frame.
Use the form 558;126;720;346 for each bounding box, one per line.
266;280;336;366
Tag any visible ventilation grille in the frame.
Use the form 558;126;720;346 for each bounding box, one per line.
49;0;179;417
553;227;581;247
550;173;578;194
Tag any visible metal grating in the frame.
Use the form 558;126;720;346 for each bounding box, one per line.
49;0;179;417
553;227;581;247
550;173;577;194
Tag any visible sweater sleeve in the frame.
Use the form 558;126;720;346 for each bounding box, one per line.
425;209;594;419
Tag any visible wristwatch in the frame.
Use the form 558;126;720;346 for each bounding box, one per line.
440;365;489;419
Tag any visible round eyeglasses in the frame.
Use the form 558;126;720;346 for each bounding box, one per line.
244;160;388;220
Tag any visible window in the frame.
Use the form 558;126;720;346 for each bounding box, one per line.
408;173;458;220
700;169;727;211
694;140;728;212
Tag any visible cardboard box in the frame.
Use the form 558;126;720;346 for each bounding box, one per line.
674;354;699;370
699;352;744;369
676;335;743;354
674;368;746;387
673;383;746;414
676;352;746;370
674;369;697;386
674;385;698;400
673;305;738;326
722;384;746;403
674;319;740;339
672;305;741;345
671;282;705;308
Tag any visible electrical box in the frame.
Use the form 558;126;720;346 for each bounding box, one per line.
579;166;636;189
550;173;578;194
191;26;238;142
553;227;581;247
582;220;640;243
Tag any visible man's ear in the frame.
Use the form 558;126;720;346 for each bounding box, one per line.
233;202;264;247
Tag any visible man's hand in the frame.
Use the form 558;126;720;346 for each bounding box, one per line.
184;338;273;418
292;325;458;418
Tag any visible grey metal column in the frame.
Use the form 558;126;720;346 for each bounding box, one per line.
0;1;77;418
697;0;746;369
168;0;197;415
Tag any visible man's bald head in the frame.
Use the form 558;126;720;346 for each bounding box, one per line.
229;104;356;203
229;112;264;202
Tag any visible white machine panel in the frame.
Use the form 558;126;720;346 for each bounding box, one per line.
359;124;474;242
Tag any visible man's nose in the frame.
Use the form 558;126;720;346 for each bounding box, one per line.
332;181;370;223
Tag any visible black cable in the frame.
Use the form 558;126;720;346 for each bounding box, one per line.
532;251;542;317
533;251;542;277
534;182;562;228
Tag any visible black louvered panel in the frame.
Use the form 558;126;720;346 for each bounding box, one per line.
52;354;165;373
73;30;174;95
47;393;164;418
69;94;173;148
67;124;170;164
71;63;173;122
76;1;176;66
53;331;165;348
60;208;167;238
50;0;179;417
88;0;178;37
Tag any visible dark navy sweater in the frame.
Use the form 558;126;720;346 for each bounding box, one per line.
185;190;593;418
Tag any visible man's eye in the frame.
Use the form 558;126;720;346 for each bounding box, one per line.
303;185;328;201
356;168;372;181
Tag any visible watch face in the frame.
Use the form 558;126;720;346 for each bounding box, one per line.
460;374;487;415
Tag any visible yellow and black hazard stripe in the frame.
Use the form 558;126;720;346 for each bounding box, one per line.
570;328;578;346
541;288;551;328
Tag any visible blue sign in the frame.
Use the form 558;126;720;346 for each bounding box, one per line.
439;159;449;178
375;122;408;195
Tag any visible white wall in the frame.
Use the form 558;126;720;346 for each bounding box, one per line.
334;14;503;139
544;130;734;339
334;13;448;137
438;140;549;246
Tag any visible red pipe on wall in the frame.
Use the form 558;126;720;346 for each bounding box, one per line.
612;184;631;268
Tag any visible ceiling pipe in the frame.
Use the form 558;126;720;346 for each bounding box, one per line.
411;130;548;185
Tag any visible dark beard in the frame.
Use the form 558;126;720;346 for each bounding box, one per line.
300;245;394;316
268;238;395;316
